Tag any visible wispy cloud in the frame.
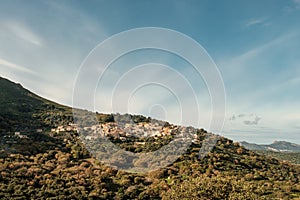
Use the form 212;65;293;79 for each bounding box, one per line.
245;18;267;27
221;30;299;94
2;21;43;46
0;58;36;75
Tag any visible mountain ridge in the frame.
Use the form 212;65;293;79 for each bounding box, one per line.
240;140;300;152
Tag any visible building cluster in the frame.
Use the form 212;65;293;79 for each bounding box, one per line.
76;122;179;141
14;132;28;139
78;122;201;144
2;128;57;144
50;123;78;133
47;121;202;144
2;121;201;145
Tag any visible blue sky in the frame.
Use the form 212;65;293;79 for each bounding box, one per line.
1;0;300;144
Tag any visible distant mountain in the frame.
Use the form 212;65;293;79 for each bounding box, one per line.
240;140;300;153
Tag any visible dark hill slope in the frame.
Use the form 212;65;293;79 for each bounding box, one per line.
0;77;44;131
0;76;72;132
0;76;75;155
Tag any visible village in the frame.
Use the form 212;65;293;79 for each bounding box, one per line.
1;120;201;146
49;121;201;145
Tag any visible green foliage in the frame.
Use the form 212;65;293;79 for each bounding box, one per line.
162;175;260;199
1;135;299;199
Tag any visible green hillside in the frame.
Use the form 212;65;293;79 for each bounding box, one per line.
0;76;299;199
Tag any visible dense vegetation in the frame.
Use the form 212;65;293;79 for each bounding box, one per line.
0;77;300;199
1;135;299;199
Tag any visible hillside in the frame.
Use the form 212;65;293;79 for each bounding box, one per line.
0;77;45;132
0;76;75;155
0;76;75;131
0;76;299;199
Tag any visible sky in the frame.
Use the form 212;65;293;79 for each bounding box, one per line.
1;0;300;144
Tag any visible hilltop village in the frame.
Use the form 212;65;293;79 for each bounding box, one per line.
50;121;201;144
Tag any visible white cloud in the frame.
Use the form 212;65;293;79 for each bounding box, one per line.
0;58;36;75
245;18;267;28
2;21;43;46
